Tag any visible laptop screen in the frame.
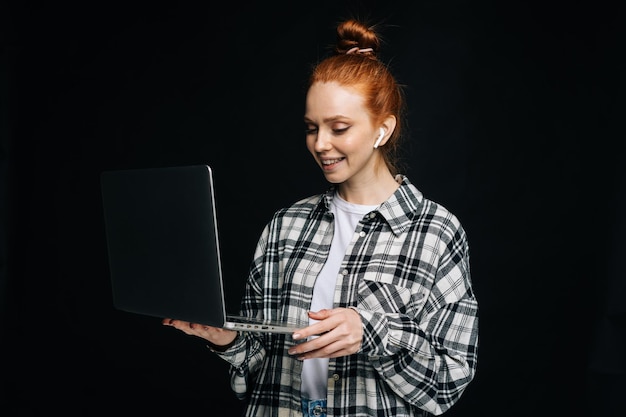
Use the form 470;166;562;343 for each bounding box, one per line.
100;164;227;326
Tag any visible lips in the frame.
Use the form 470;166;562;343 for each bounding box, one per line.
321;157;345;169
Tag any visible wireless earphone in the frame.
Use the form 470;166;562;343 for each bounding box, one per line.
373;127;385;149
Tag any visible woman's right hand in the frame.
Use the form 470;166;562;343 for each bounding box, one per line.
162;318;238;347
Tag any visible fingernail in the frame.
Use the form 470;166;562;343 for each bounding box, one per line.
293;333;301;340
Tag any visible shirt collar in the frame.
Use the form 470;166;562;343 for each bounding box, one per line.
314;175;423;236
378;175;423;236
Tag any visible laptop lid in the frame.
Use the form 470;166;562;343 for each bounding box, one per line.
101;164;227;326
100;164;298;334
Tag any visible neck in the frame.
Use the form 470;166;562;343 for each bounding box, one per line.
337;172;400;205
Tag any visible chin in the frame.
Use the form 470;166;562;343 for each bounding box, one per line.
322;173;345;185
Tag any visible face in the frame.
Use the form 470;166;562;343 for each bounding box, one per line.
304;81;383;185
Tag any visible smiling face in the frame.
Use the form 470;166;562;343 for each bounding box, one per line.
304;81;387;187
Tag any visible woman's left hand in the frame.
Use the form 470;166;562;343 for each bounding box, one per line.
288;308;363;359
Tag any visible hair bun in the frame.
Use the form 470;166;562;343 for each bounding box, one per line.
335;19;380;57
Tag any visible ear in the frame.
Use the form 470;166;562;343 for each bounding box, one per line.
376;116;397;148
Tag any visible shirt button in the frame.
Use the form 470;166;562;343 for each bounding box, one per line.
369;212;376;218
359;231;366;237
332;373;340;381
341;269;349;276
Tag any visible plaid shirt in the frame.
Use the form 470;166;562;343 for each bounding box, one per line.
211;175;479;416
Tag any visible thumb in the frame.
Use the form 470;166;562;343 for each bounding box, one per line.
307;309;331;319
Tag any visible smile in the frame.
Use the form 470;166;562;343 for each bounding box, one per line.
321;157;345;166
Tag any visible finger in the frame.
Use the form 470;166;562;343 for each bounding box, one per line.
307;309;331;320
295;311;348;340
168;319;194;331
290;330;335;354
291;339;347;360
300;335;361;359
292;321;329;340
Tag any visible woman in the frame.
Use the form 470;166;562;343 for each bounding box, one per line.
164;18;479;417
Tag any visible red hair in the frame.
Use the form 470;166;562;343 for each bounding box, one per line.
307;19;407;175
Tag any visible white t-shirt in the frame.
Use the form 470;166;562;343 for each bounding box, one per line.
301;192;378;400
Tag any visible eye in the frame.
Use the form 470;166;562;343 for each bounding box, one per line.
304;123;318;135
333;126;349;135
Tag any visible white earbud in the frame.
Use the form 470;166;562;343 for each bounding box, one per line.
374;127;385;149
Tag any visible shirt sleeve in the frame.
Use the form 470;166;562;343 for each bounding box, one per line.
209;331;268;400
206;224;274;400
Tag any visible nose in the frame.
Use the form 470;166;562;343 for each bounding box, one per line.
314;131;332;152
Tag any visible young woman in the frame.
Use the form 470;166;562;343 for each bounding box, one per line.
164;18;479;417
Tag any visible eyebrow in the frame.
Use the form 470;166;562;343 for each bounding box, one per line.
303;115;350;124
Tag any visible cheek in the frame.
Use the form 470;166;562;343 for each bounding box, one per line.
339;136;366;154
305;137;316;154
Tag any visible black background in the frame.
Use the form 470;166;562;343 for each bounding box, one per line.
1;1;624;416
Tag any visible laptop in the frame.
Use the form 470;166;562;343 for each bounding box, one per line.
100;164;299;334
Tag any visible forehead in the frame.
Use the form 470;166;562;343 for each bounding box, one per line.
305;82;367;121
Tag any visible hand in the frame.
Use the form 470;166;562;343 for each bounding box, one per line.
288;308;362;360
162;318;237;347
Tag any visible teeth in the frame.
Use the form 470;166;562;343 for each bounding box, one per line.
322;158;342;165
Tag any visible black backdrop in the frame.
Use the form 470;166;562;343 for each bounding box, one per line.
1;1;624;416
